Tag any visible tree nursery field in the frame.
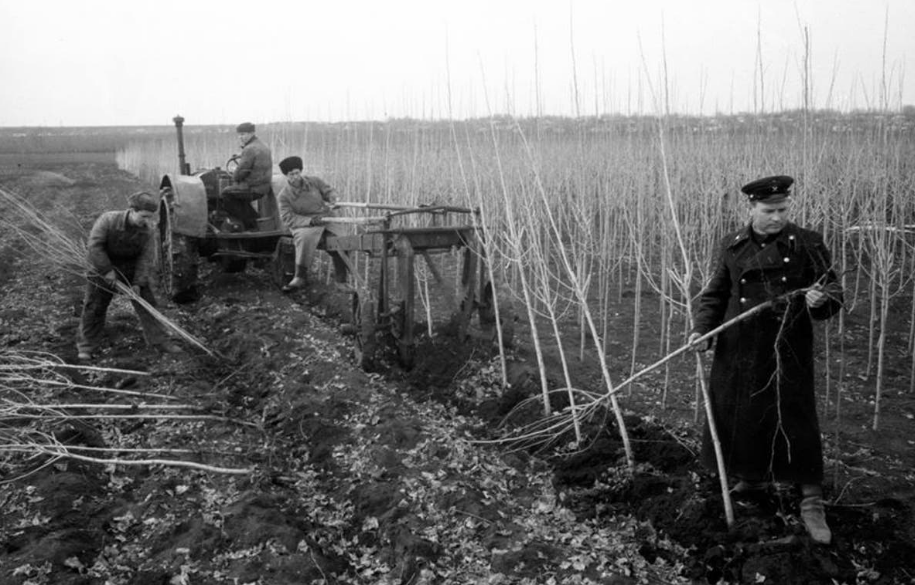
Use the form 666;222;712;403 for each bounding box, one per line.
1;122;914;584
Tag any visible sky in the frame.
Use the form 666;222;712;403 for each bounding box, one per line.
1;0;912;126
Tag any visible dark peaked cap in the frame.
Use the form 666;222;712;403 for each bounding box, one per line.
279;156;304;175
236;122;255;133
741;175;794;202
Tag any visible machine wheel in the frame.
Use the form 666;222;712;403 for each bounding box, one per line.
272;237;296;289
352;295;377;370
159;198;200;303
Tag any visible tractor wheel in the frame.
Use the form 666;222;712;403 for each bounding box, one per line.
352;295;377;371
272;237;296;289
159;200;199;303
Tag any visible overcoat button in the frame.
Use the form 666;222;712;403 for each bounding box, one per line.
740;278;746;284
783;257;790;263
781;276;787;282
740;297;747;303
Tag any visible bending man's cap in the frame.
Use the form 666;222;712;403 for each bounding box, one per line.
279;156;304;175
127;191;158;212
741;175;794;203
236;122;256;133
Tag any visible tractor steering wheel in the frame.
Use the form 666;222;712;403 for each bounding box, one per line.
225;154;241;173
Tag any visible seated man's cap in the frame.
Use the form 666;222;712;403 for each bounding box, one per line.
236;122;256;133
279;156;304;175
741;175;794;202
127;191;158;212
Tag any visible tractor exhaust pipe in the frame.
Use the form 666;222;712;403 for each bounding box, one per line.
172;115;191;175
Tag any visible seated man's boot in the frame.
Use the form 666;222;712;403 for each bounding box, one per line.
800;492;832;545
282;267;309;292
282;278;306;292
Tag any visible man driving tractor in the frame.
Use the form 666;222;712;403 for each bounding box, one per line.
219;122;273;230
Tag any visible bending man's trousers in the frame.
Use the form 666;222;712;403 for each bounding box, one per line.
76;276;168;354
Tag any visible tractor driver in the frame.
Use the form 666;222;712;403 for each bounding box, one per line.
221;122;273;230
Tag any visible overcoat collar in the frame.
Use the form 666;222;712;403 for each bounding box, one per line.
728;222;800;251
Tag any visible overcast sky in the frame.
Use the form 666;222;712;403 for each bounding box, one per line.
1;0;912;126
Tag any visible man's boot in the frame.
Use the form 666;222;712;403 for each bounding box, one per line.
282;265;308;292
800;487;832;545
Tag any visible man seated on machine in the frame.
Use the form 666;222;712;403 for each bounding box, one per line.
276;155;351;292
220;122;273;230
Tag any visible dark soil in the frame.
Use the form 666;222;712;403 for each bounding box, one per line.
1;162;913;584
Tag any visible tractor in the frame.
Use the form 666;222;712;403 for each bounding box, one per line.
157;116;294;303
156;116;513;369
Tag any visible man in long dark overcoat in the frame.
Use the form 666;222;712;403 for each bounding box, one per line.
689;175;843;544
